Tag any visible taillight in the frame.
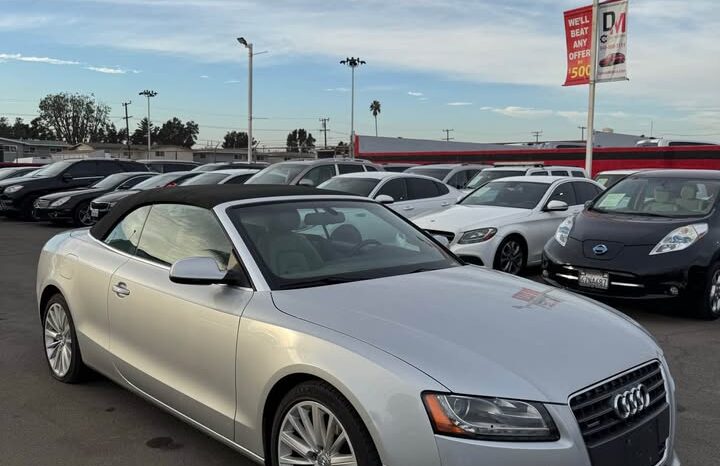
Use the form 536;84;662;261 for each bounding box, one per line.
165;182;177;188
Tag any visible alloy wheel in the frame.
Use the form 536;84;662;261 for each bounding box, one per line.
499;240;524;275
278;401;357;466
710;270;720;315
44;302;73;377
78;205;94;226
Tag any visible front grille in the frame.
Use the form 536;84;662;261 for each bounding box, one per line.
425;229;455;243
570;361;667;447
35;199;50;208
91;202;110;210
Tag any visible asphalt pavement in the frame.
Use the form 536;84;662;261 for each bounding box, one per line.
0;218;718;465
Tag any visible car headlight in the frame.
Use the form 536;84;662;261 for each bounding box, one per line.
423;393;559;441
50;196;71;207
5;185;23;194
458;227;497;244
649;223;708;256
554;216;574;247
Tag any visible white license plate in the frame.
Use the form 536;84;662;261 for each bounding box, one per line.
90;208;99;218
578;270;609;290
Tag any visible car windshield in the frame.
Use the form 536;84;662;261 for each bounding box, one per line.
180;172;228;185
31;161;73;177
592;177;720;218
0;168;31;181
247;163;307;185
227;200;459;290
133;172;188;190
91;173;132;189
594;174;627;188
406;167;451;181
466;170;521;189
318;177;381;197
460;181;548;209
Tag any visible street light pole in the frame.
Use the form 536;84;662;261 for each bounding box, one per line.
237;37;254;163
138;90;157;157
340;57;366;159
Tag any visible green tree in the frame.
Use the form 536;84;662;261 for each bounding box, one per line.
222;130;256;149
131;118;159;147
155;117;199;148
29;117;55;140
37;92;111;144
286;128;316;153
369;100;381;137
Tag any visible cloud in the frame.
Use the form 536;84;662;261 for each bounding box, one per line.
85;66;126;74
407;91;423;97
0;53;79;65
224;79;241;84
200;75;209;78
418;97;429;101
447;102;472;106
325;87;349;92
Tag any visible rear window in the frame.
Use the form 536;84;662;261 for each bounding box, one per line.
406;167;451;181
319;177;381;197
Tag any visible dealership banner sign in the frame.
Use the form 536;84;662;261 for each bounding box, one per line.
563;0;628;86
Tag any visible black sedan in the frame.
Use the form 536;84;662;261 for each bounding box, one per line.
33;172;154;226
543;170;720;320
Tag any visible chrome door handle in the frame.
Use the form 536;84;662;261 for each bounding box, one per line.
441;202;451;206
112;282;130;298
401;206;414;211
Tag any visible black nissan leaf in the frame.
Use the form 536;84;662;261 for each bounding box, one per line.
543;170;720;320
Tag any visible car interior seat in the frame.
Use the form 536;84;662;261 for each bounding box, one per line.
256;209;323;276
644;187;678;213
676;184;701;212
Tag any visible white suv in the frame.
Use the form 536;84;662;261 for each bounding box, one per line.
464;165;587;192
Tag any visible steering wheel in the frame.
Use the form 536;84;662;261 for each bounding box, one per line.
349;239;382;256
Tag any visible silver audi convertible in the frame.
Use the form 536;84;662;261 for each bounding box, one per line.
37;185;680;466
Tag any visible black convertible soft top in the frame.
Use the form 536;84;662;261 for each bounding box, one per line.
90;184;340;239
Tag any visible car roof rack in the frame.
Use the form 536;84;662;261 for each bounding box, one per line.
492;162;545;167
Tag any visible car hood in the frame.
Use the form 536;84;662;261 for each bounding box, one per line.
414;205;531;233
572;209;708;246
271;266;660;402
0;175;49;189
93;190;139;203
40;187;109;201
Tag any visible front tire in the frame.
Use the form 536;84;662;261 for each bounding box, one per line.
270;381;382;466
696;263;720;320
72;201;95;227
494;236;526;275
42;294;86;382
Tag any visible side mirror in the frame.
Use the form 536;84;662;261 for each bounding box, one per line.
298;179;315;187
432;235;450;247
545;200;569;212
584;200;594;209
62;172;73;182
169;257;228;285
375;194;395;204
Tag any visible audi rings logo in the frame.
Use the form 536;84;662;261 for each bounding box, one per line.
612;384;651;420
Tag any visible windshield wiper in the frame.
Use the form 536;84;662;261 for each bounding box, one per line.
280;276;359;289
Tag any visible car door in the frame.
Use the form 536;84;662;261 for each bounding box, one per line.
298;164;337;186
375;178;411;215
525;182;578;263
107;203;253;439
404;178;451;217
63;161;103;188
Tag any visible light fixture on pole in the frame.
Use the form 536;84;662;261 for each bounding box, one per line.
138;90;157;157
237;37;255;163
340;57;366;159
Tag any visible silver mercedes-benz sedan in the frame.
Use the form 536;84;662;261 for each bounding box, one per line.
37;185;680;466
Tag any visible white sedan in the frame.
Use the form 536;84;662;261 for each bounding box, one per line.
414;176;604;274
319;171;462;218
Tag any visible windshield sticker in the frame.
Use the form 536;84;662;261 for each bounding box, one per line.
598;193;626;208
512;287;561;310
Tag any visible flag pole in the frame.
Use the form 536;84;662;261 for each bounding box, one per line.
585;0;599;176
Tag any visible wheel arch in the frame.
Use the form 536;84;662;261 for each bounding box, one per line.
39;284;62;320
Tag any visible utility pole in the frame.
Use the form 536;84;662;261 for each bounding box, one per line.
340;57;366;159
442;129;454;142
138;90;157;157
578;125;587;141
121;101;132;154
531;130;543;144
319;117;330;149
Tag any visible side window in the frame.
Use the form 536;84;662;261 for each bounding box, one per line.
571;171;586;178
377;178;408;201
66;161;96;177
103;206;151;255
119;161;141;171
435;182;450;195
338;164;364;175
573;182;603;203
300;165;336;186
446;171;465;189
364;165;378;172
530;171;547;176
547;183;578;206
225;174;253;184
136;204;235;269
118;175;152;189
551;170;569;176
406;178;441;200
97;161;124;176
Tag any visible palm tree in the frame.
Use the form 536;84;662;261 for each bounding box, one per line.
369;100;381;137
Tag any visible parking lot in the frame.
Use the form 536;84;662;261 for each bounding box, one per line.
0;217;718;465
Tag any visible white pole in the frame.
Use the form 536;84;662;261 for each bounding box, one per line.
350;65;355;159
585;0;599;175
247;43;254;163
146;96;151;157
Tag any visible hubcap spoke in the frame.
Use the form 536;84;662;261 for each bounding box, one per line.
331;454;357;466
44;303;72;377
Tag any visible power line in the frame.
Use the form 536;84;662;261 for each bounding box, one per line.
319;117;330;149
121;101;133;152
578;125;587;140
442;128;454;141
531;130;543;143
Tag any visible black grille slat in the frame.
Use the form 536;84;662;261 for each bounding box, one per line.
570;362;668;446
424;230;455;243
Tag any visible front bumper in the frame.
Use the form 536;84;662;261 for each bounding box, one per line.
32;205;73;221
543;239;708;300
447;237;501;267
0;195;19;213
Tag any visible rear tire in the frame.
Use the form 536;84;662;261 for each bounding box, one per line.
42;294;87;383
695;263;720;320
269;380;382;466
493;236;527;275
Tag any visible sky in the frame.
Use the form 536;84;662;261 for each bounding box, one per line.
1;0;719;148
